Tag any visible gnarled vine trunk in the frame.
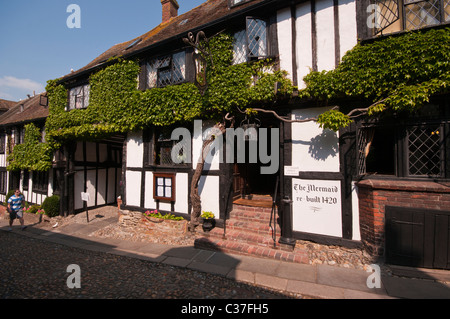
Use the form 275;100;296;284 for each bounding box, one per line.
189;122;226;231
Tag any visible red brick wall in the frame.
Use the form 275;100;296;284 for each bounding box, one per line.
161;0;179;23
357;179;450;257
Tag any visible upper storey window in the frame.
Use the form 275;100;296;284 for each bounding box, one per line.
371;0;450;36
229;0;253;7
233;17;268;64
147;51;186;88
68;84;90;110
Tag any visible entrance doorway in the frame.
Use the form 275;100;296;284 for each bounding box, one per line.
232;121;279;204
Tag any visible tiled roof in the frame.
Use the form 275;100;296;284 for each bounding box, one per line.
0;93;48;126
60;0;266;82
0;99;17;112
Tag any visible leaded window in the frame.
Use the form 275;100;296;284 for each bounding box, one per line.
407;124;444;177
32;171;48;193
68;84;90;110
145;127;190;167
147;51;186;88
233;17;268;65
371;0;450;36
357;112;448;178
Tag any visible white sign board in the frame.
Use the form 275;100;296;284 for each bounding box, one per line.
284;166;299;177
292;178;342;237
81;192;90;202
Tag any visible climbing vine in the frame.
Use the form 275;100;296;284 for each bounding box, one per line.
7;123;53;172
9;27;450;170
302;27;450;131
42;32;293;150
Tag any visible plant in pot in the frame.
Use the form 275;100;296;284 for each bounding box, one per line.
201;211;215;232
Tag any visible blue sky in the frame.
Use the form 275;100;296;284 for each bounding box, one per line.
0;0;205;102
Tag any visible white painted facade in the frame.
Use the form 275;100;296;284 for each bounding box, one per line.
277;0;357;88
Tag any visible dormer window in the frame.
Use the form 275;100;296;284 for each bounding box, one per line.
147;51;186;88
68;84;90;110
233;17;268;65
229;0;252;7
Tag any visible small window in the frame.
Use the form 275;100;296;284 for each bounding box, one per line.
68;84;90;110
23;170;29;190
147;51;186;88
229;0;252;7
14;127;24;145
0;134;5;154
32;171;48;193
233;17;268;65
153;173;176;202
148;127;189;166
0;171;6;194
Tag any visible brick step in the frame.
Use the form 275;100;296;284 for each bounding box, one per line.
225;219;281;236
194;236;308;264
229;209;277;223
204;228;282;249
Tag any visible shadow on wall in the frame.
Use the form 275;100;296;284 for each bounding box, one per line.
292;129;339;162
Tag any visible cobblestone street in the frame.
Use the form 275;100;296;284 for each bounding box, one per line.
0;231;296;299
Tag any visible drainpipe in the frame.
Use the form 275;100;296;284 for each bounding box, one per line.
278;120;296;247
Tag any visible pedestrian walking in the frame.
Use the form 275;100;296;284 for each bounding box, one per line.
7;189;26;231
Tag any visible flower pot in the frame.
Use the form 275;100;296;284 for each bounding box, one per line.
202;218;215;232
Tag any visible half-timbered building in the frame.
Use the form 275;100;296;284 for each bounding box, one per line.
18;0;450;269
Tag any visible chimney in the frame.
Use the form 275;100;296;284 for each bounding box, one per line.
161;0;179;23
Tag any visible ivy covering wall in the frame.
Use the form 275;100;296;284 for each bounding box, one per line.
7;27;450;171
44;33;293;151
308;27;450;131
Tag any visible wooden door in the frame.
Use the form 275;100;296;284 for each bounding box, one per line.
386;206;450;270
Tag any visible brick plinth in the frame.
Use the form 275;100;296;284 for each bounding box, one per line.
357;179;450;257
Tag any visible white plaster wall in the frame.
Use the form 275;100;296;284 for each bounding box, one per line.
351;182;361;241
296;2;313;89
291;107;340;172
97;169;107;206
48;169;54;197
338;0;357;60
126;170;141;207
144;171;156;209
0;154;5;167
198;175;220;217
126;130;143;168
99;144;108;163
75;142;84;162
277;7;293;82
175;173;189;214
74;171;84;210
316;0;336;72
86;170;96;207
86;142;97;162
192;120;220;170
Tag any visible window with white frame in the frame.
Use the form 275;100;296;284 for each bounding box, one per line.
68;84;90;110
233;17;268;65
147;51;186;88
